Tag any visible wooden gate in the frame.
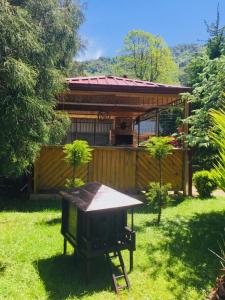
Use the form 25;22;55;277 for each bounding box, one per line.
89;147;136;190
34;146;185;192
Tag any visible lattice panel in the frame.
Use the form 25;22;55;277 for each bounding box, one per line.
34;146;88;191
136;149;183;190
34;146;184;192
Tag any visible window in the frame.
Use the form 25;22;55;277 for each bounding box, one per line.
64;118;113;146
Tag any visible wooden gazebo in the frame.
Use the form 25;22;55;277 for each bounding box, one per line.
34;76;192;195
58;76;190;147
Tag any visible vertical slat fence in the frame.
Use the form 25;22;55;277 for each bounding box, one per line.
34;146;184;192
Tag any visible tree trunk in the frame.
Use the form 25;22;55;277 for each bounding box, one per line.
158;159;162;225
159;159;162;187
157;206;161;225
72;166;76;182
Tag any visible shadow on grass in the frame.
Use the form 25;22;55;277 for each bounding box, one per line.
146;210;225;297
134;194;186;216
0;197;61;212
35;255;111;300
44;217;61;226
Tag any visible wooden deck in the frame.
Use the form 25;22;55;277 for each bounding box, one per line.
34;146;187;193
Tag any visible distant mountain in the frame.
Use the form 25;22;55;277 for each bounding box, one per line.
171;44;204;68
71;57;116;77
72;43;204;85
171;44;204;84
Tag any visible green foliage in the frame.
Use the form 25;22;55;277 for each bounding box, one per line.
183;11;225;170
0;0;83;175
210;107;225;191
171;43;204;85
184;53;208;87
73;44;204;84
48;112;71;145
184;56;225;169
143;136;173;224
64;178;85;189
63;140;92;169
71;57;116;77
63;140;92;184
205;7;225;59
143;182;172;224
114;30;179;84
193;170;217;198
144;136;173;162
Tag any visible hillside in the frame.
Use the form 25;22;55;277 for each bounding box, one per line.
72;43;204;84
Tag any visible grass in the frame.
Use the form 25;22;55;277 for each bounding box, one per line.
0;196;225;300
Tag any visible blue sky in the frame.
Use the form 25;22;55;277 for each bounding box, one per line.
77;0;225;61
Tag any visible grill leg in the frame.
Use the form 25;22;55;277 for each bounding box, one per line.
129;250;133;272
63;238;67;255
85;260;91;284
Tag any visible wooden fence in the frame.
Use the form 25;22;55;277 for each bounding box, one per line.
34;146;186;193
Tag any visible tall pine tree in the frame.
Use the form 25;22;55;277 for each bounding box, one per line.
184;9;225;169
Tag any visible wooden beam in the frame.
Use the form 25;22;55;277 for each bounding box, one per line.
57;103;148;112
58;92;179;107
65;90;179;98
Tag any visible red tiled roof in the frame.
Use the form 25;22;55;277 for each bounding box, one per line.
67;76;191;94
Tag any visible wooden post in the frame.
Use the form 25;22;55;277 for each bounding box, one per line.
131;209;134;231
93;118;96;145
130;250;133;272
183;100;190;196
155;109;160;136
33;160;38;193
63;238;67;255
188;150;193;196
137;118;140;146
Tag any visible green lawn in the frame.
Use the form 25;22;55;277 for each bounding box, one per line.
0;196;224;300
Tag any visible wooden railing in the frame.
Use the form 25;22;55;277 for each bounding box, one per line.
34;145;186;193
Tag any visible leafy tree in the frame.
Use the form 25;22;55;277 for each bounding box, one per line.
144;182;171;224
143;137;173;224
183;9;225;170
184;55;225;169
210;106;225;191
205;6;225;59
171;43;204;85
184;53;208;87
115;30;179;84
48;112;71;145
144;137;173;185
0;0;83;176
63;140;92;188
71;57;116;77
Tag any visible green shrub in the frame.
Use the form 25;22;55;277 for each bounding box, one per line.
63;140;93;185
143;182;172;224
193;170;217;198
64;178;85;189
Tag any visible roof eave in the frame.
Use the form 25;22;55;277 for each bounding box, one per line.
68;83;192;95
